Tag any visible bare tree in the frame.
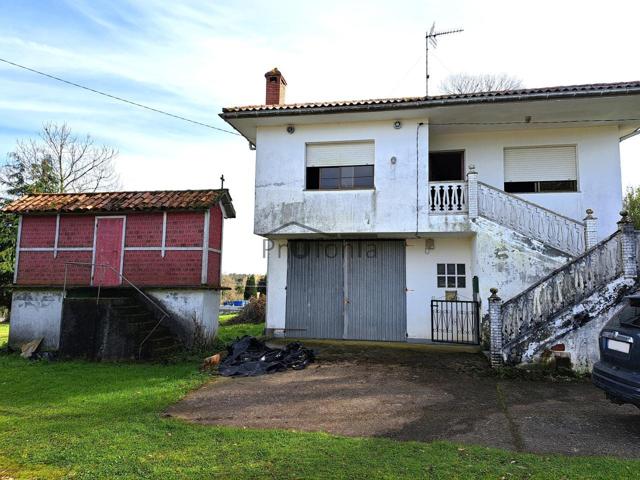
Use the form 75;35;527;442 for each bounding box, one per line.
3;122;120;194
440;73;524;95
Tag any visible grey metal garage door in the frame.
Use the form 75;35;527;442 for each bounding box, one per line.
285;240;406;341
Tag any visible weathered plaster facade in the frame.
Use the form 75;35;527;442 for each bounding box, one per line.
256;122;622;238
470;217;571;306
9;290;63;351
520;277;636;372
225;78;638;370
148;289;220;341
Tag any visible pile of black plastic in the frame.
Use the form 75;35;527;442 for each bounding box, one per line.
218;336;315;377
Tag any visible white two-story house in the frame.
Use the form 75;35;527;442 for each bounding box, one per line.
221;69;640;369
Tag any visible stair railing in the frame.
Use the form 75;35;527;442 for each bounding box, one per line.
477;182;585;256
63;261;170;359
499;231;622;349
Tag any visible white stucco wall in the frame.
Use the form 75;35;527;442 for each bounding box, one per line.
255;119;430;236
430;126;623;238
406;237;473;340
265;239;288;332
470;217;571;308
147;289;220;341
9;290;64;350
256;122;622;238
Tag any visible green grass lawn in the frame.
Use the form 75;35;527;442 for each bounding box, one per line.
0;322;8;348
0;320;639;479
215;314;263;346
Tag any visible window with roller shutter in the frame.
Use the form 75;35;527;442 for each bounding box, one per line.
305;141;375;190
503;145;578;193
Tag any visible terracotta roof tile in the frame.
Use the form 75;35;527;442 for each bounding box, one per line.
221;80;640;116
3;189;235;217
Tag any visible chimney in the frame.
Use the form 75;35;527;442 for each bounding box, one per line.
264;67;287;105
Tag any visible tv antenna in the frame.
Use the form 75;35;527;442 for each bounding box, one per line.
426;23;463;96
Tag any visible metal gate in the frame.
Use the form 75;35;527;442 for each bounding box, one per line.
285;240;406;341
430;299;480;345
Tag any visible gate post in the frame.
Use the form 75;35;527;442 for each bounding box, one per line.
583;209;598;251
488;288;503;367
467;164;478;219
618;211;638;279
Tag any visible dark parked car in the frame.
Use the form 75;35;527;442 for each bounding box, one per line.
592;295;640;408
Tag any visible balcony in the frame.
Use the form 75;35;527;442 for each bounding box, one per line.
428;181;468;214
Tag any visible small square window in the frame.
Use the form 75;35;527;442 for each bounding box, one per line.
436;263;468;290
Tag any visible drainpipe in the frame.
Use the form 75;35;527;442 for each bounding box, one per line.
415;122;424;237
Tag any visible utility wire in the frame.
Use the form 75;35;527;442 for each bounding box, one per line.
0;57;240;136
2;58;637;131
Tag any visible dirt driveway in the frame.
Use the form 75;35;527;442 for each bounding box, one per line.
167;341;640;457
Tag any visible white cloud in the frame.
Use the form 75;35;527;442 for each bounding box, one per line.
1;0;639;273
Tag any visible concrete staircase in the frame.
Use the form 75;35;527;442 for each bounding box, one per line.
487;216;638;370
60;288;183;360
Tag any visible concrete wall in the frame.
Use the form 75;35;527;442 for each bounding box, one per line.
406;236;473;340
147;289;220;342
470;217;571;308
265;239;288;332
430;126;623;238
256;123;622;238
255;119;429;235
8;290;63;350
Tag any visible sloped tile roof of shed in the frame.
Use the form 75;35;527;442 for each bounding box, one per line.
3;189;234;216
221;80;640;116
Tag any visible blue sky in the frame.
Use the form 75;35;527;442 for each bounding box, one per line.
1;0;639;272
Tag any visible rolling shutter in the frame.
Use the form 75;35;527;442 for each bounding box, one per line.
306;141;374;167
504;146;577;182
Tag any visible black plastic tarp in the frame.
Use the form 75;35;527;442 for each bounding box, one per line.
218;336;315;377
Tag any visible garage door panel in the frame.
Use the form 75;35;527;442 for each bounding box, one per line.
345;240;406;341
285;240;406;341
285;241;343;339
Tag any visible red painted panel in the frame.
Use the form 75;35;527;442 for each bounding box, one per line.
17;251;92;285
94;218;124;287
208;206;223;250
20;216;56;248
125;212;162;247
58;215;94;247
207;251;221;287
123;250;202;286
165;211;203;247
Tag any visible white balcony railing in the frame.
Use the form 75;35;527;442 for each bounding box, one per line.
428;181;468;214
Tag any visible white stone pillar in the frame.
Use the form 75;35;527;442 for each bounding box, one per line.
488;288;503;367
618;211;637;279
467;164;478;219
583;209;598;250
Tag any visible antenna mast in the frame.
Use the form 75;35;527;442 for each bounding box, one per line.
426;24;463;96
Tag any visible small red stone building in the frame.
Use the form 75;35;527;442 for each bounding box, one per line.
4;189;235;356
